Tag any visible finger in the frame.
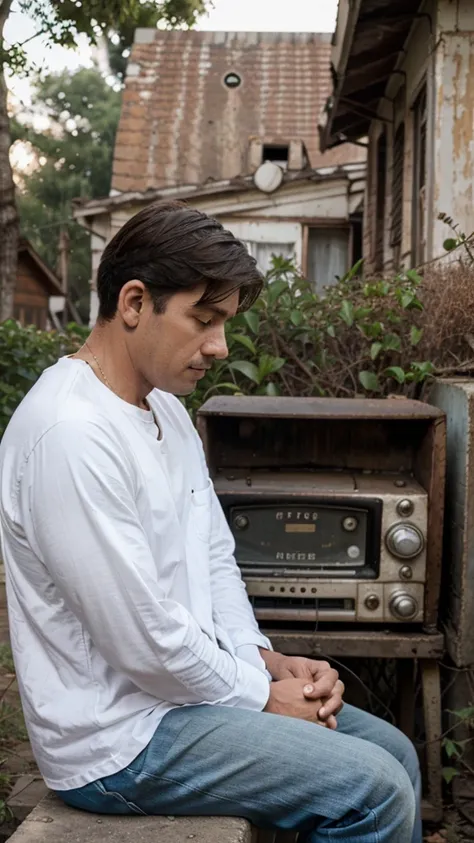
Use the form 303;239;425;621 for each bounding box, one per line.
289;663;315;680
325;714;338;729
318;679;345;711
302;670;339;699
311;661;333;677
318;695;344;720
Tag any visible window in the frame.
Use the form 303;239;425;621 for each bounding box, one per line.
412;85;427;266
391;123;405;267
262;144;289;169
246;241;295;274
374;130;387;272
306;227;350;293
13;304;45;328
23;308;34;326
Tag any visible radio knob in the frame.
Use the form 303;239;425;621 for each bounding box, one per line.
233;514;249;531
386;523;424;559
342;516;358;532
389;592;418;620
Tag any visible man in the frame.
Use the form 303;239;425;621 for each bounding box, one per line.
0;202;421;842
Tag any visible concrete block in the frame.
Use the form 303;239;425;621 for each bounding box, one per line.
8;792;253;843
8;776;49;823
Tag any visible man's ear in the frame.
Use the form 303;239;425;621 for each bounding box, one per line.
117;280;146;328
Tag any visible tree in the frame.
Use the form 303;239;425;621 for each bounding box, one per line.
0;0;208;321
13;68;122;319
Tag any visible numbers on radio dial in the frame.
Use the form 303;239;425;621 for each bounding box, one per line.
276;511;318;521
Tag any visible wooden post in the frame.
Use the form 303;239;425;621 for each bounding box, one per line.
58;227;70;326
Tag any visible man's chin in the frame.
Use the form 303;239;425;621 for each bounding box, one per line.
155;372;204;397
174;387;195;397
171;381;198;397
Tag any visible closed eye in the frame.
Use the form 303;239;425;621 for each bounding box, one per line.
195;317;212;327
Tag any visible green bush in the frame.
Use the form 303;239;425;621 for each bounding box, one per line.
185;257;436;416
2;256;474;430
0;321;86;437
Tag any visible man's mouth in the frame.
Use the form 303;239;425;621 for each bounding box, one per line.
188;366;210;378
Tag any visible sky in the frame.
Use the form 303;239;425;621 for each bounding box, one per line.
5;0;339;101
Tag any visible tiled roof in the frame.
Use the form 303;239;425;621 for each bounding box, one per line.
112;29;366;193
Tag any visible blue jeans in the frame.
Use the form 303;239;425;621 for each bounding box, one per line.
57;703;422;843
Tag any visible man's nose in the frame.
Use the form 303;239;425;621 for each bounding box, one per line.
202;328;229;360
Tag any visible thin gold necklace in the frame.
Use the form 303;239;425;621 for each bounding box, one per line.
84;339;115;393
83;340;161;438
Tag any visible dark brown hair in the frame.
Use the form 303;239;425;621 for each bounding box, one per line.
96;200;264;320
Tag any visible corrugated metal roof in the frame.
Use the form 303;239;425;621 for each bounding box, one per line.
320;0;422;149
112;29;366;192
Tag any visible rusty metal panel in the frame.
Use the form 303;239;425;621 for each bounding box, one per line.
420;660;443;821
264;630;444;659
198;395;444;420
113;30;365;194
429;379;474;666
414;415;447;630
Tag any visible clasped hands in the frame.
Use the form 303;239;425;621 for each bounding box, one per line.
259;650;344;729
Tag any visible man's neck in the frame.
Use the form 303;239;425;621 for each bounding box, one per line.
75;326;151;409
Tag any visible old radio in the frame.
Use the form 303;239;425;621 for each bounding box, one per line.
197;396;446;631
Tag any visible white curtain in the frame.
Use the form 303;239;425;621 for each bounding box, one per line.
246;241;295;274
306;228;349;293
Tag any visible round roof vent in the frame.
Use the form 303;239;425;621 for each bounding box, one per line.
224;72;241;89
253;161;284;193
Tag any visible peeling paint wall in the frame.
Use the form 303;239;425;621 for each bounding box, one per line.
363;0;474;270
432;4;474;256
362;4;434;272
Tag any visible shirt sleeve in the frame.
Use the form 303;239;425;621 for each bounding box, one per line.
208;485;274;654
20;419;270;712
235;644;272;680
187;420;273;656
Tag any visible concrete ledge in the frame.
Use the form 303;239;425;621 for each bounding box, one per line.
8;792;252;843
8;775;49;823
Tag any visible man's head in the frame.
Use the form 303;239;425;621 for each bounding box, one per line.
96;201;263;395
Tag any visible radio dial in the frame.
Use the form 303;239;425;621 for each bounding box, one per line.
389;592;418;620
234;514;249;531
386;523;424;559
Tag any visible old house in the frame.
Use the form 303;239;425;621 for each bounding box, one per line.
319;0;474;272
73;30;366;323
15;240;64;330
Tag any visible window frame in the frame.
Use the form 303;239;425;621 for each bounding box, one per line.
412;83;427;267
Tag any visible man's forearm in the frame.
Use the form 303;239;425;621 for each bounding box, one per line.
258;648;285;676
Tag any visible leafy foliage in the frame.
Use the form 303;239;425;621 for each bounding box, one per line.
442;706;474;785
184;257;436;417
1;0;209;319
0;320;85;437
3;254;474;432
14;68;122;320
4;0;209;70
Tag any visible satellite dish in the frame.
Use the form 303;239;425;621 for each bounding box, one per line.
253;161;283;193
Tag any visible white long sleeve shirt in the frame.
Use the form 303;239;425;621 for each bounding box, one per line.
0;358;272;790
